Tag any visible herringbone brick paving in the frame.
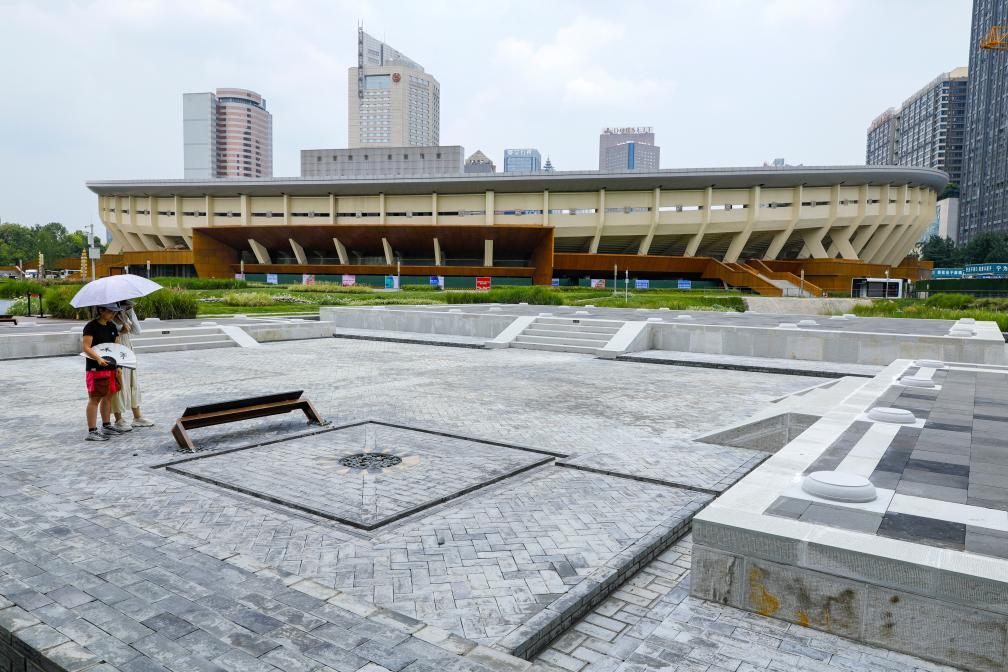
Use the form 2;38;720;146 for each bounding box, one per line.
2;337;949;670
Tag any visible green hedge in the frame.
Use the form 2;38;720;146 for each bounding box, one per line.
153;277;248;290
134;289;197;320
0;279;45;298
42;285;92;319
445;286;565;305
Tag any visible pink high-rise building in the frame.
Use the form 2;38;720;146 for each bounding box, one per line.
183;88;272;178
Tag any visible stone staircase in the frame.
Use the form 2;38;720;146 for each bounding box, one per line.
511;316;622;355
130;326;239;354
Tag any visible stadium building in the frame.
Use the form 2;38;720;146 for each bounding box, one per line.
84;165;945;294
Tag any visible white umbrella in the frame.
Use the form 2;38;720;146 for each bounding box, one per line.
70;274;163;308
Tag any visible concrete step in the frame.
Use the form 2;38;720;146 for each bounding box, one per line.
511;340;603;355
130;334;232;347
134;327;226;339
534;318;622;331
514;334;611;348
522;328;613;341
133;337;237;354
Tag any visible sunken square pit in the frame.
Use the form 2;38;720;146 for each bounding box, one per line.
163;421;555;530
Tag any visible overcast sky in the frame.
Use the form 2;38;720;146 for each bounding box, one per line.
0;0;974;235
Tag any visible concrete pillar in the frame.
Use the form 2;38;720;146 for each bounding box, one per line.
826;184;866;260
485;190;494;226
329;194;336;224
431;193;438;225
379;192;386;224
852;184;890;258
332;238;348;265
543;190;550;226
685;186;714;257
156;235;173;248
205;194;213;227
589;189;606;254
282;193;291;225
248;238;271;264
884;187;927;266
862;185;906;263
433;238;443;266
764;185;803;260
382;237;393;265
149;197;163;247
289;238;307;265
182;236;193;249
875;186;916;264
638;187;661;255
723;185;760;263
174;194;183;238
484;239;493;267
240;194;251;226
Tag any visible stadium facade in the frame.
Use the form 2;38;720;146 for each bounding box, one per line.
85;166;945;294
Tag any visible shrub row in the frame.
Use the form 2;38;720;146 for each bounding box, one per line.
445;286;564;305
153;277;248;290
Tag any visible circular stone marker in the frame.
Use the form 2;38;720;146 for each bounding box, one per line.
948;326;975;337
723;311;741;316
842;313;857;318
829;315;848;320
658;307;670;311
959;317;976;324
868;407;917;424
899;376;936;388
778;322;799;329
646;317;663;322
339;453;403;470
914;359;946;369
798;319;818;326
675;314;693;320
802;471;877;502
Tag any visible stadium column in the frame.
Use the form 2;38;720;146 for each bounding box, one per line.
382;238;393;265
328;194;336;224
484;240;493;267
174;194;191;250
434;238;443;266
798;184;837;259
851;184;889;258
282;194;291;226
827;184;865;260
764;185;803;260
485;190;494;226
240;194;251;226
862;185;907;263
248;238;271;264
205;195;213;229
542;190;550;227
885;187;928;266
638;187;661;255
379;193;386;224
332;238;349;265
723;185;760;263
431;193;438;225
589;189;605;253
289;238;307;265
874;185;915;264
684;186;713;257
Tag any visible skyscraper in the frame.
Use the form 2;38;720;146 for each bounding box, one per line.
865;69;968;185
464;150;495;174
348;29;440;148
503;149;541;173
959;0;1008;243
598;127;659;171
182;88;272;179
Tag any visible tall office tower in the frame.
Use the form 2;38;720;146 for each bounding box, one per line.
182;88;272;179
598;127;658;170
866;68;968;185
602;141;660;172
960;0;1008;243
348;28;439;148
866;109;900;165
464;150;495;174
503;149;541;173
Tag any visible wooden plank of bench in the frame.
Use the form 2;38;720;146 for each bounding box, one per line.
172;393;326;452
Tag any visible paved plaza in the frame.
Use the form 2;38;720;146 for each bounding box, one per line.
0;338;969;670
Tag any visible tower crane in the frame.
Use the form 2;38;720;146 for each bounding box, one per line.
980;25;1008;50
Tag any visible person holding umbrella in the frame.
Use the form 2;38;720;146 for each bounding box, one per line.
71;274;163;441
83;303;126;441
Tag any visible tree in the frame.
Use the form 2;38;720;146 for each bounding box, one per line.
0;221;104;266
919;235;961;267
938;182;960;200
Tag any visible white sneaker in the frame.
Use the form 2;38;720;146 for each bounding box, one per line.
86;429;109;442
114;420;133;432
131;417;154;428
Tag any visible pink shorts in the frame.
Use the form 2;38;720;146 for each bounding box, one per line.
86;370;120;398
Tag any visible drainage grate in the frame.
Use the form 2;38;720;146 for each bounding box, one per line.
338;453;403;469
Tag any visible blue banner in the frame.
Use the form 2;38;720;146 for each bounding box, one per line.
677;279;692;289
932;268;963;278
635;279;650;289
964;263;1008;276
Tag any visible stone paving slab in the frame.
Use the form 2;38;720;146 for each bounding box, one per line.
618;349;883;379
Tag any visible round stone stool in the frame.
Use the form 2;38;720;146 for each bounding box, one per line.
868;407;916;423
802;471;877;502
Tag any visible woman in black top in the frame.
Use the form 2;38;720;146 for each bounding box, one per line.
82;303;122;441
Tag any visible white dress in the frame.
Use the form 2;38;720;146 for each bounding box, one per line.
111;315;142;414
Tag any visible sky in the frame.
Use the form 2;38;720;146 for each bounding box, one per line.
0;0;975;236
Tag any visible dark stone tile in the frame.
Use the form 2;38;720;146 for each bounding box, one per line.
923;421;972;432
799;504;882;534
877;512;965;551
895;479;967;504
903;459;970;477
868;470;901;490
764;496;809;519
141;612;197;640
965;531;1008;560
900;468;970;490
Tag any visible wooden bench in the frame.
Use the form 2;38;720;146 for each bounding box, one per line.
171;390;327;452
0;315;17;325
